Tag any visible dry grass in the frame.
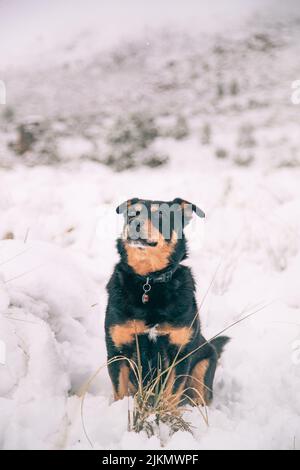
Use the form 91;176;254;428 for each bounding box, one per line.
126;333;209;439
80;353;209;446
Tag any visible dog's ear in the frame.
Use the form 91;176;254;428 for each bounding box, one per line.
116;198;139;214
173;198;205;219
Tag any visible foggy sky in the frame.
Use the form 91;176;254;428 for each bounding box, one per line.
0;0;298;69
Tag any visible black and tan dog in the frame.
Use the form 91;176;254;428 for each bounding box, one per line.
105;198;229;408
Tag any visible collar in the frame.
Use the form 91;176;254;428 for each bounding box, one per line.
147;269;174;284
121;261;179;284
140;266;178;304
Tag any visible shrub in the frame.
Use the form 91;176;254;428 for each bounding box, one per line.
105;112;168;170
237;123;256;148
215;147;228;159
201;123;212;145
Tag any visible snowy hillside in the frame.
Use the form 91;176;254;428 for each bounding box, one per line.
1;16;300;170
0;7;300;450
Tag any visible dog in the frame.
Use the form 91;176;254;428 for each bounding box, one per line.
105;198;229;408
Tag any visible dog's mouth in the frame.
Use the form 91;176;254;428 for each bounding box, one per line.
126;238;158;248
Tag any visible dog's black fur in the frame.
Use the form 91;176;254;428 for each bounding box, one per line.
105;198;229;406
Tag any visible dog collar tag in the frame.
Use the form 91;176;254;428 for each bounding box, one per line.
142;277;151;304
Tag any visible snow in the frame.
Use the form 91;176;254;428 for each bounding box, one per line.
0;0;300;451
0;153;299;450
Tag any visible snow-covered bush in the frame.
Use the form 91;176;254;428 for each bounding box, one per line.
169;116;189;140
215;147;228;159
237;123;256;149
105;112;168;170
201;123;212;146
234;151;254;166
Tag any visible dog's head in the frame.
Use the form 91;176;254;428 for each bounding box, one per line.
116;198;205;276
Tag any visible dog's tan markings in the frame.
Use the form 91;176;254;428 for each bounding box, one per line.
114;364;137;401
125;230;178;276
179;201;192;212
189;359;210;405
114;364;130;400
157;324;193;347
110;320;147;348
163;369;186;411
128;202;143;214
168;327;193;347
150;204;159;213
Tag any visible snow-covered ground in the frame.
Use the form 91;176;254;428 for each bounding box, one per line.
1;153;300;450
0;0;300;450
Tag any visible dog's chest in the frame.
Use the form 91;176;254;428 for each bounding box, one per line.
144;324;162;342
109;319;192;350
